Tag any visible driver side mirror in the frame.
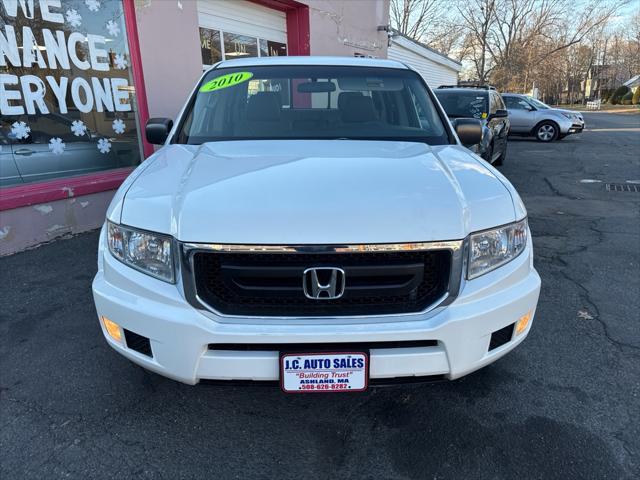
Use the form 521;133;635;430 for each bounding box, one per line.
146;118;174;145
452;118;482;146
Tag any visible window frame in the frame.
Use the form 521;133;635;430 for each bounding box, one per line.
505;96;533;111
199;27;288;69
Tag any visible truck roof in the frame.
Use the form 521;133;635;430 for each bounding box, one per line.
214;56;410;70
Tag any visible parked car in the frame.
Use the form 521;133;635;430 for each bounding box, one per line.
0;113;138;186
434;85;509;165
502;94;585;142
92;57;540;390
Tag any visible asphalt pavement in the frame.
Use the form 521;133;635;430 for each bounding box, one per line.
1;111;639;479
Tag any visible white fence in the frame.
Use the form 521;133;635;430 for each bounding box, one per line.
586;99;601;110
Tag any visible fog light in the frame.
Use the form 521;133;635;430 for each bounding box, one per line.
101;316;122;342
515;312;532;335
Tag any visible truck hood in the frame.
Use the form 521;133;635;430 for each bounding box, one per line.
117;140;518;244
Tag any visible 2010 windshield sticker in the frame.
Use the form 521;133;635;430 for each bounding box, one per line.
200;72;254;92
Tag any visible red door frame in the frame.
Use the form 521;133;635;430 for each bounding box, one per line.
0;0;309;211
248;0;310;55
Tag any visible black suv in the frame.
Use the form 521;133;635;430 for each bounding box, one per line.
434;85;509;166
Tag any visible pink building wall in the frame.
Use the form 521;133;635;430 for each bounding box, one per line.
307;0;389;58
134;1;204;120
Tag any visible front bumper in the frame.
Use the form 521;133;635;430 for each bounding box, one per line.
559;116;585;135
92;230;541;385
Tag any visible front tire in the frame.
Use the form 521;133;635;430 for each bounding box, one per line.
482;143;493;163
494;144;506;166
535;121;559;142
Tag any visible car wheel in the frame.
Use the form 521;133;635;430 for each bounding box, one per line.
494;144;506;166
535;122;558;142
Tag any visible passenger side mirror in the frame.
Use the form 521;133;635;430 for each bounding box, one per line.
453;118;483;146
146;118;174;145
490;109;508;119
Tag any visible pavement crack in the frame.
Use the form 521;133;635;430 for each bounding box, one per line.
558;269;640;352
543;177;579;200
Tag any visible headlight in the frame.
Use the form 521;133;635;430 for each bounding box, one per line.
107;222;175;282
468;219;528;279
561;112;576;120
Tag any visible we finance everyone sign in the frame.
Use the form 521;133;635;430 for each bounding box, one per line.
0;0;133;116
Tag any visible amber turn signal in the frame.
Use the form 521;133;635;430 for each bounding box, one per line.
101;316;123;342
515;311;532;335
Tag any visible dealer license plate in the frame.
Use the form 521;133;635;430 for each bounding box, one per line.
280;352;368;393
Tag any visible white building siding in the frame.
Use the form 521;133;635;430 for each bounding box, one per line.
388;37;461;88
197;0;287;44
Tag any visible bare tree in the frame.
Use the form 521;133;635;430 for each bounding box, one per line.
391;0;634;100
390;0;444;40
457;0;497;83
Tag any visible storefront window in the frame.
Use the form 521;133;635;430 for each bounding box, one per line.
200;27;222;66
222;32;258;59
259;39;287;57
0;0;143;186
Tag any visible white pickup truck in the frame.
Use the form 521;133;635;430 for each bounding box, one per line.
92;57;540;391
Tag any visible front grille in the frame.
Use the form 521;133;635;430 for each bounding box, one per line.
192;250;452;316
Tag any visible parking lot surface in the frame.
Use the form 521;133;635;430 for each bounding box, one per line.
1;111;639;479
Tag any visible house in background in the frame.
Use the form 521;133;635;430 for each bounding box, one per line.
623;74;640;94
388;31;462;87
583;64;630;99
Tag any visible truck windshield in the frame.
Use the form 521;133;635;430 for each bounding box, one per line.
174;65;450;145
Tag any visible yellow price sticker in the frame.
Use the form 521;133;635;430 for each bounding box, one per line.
200;72;254;92
481;112;488;119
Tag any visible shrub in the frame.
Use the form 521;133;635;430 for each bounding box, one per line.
601;88;615;102
621;90;634;105
632;88;640;105
610;85;630;104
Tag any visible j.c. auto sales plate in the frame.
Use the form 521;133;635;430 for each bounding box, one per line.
280;352;368;393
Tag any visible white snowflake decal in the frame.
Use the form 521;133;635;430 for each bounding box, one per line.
65;9;82;28
97;138;112;154
70;120;87;137
11;121;30;140
112;119;126;135
85;0;100;12
106;20;120;37
49;137;66;155
114;53;127;70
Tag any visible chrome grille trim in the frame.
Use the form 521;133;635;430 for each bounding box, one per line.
181;241;463;254
180;240;465;320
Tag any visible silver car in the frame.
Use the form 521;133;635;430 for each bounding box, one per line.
0;114;139;187
502;94;584;142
